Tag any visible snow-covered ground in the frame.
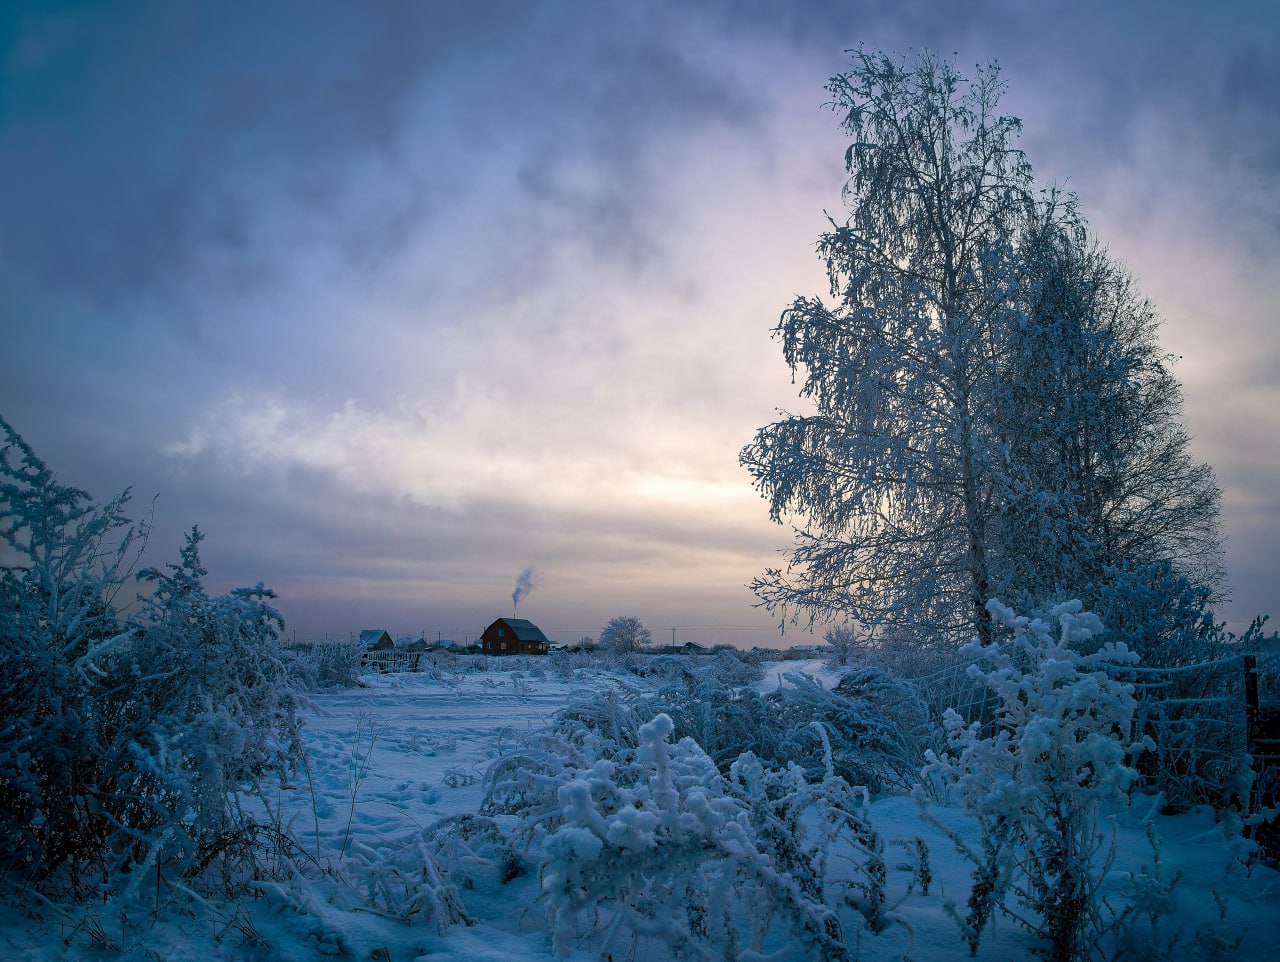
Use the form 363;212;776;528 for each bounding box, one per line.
4;662;1277;961
756;658;839;692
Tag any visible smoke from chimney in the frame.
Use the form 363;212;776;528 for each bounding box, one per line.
512;567;538;613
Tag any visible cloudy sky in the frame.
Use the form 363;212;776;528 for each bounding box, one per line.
2;1;1277;646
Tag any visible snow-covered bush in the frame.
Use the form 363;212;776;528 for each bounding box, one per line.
921;600;1149;961
831;631;991;743
538;714;853;961
0;418;140;893
480;699;636;841
727;738;891;934
0;419;302;906
776;668;931;795
702;648;767;687
423;814;523;892
113;527;304;890
302;641;366;689
328;831;474;932
641;664;930;796
1093;562;1221;667
553;686;645;750
645;673;776;772
480;689;919;959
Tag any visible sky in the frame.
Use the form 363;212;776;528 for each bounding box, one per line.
1;1;1277;647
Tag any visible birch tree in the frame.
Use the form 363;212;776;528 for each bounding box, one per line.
741;49;1222;647
1006;214;1223;598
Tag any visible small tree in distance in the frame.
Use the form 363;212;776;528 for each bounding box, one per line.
599;615;652;654
823;624;861;666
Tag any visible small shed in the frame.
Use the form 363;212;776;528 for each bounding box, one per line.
480;617;551;655
360;629;393;650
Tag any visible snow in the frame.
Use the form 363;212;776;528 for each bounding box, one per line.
757;658;838;692
3;661;1276;961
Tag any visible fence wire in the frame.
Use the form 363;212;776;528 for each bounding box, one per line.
902;650;1271;811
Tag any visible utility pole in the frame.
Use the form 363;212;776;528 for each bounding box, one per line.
670;627;677;653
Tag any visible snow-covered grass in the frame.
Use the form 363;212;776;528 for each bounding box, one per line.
3;659;1275;962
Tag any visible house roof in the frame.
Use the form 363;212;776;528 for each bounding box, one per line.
489;617;550;644
359;629;391;644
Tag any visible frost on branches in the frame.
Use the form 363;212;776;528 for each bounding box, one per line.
921;600;1148;961
0;417;302;908
538;713;855;961
741;49;1223;649
487;695;906;962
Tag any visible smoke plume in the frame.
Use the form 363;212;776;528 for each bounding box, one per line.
512;567;538;612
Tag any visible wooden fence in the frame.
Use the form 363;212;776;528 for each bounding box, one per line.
361;648;429;673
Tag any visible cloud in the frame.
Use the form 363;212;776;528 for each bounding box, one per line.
3;1;1277;639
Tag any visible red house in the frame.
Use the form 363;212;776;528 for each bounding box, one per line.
480;617;551;655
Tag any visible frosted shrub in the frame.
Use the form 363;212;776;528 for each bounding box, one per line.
704;648;767;687
538;714;851;961
478;686;925;957
95;528;304;896
329;832;473;932
774;669;930;795
628;649;765;689
0;419;140;893
0;419;302;906
637;661;928;795
423;814;523;891
647;676;775;772
305;642;365;690
727;738;890;934
554;686;645;750
922;600;1148;961
481;723;628;841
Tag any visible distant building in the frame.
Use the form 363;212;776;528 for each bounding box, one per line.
479;617;551;655
359;629;393;650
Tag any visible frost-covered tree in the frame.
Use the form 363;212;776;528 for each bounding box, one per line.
598;615;652;654
741;50;1035;647
823;624;861;665
741;49;1222;647
998;210;1223;604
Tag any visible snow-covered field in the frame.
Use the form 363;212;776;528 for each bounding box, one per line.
4;661;1277;961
